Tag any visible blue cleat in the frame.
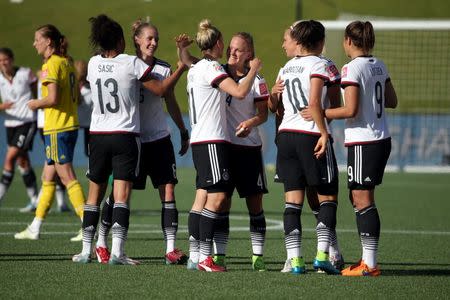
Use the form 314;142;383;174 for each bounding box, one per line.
313;258;341;275
291;257;306;275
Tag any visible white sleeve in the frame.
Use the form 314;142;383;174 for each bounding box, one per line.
341;63;360;87
310;60;329;81
204;61;228;87
253;75;269;102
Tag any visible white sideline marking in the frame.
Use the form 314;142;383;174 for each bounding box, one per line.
1;215;449;236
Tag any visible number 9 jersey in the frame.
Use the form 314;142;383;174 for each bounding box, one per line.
277;55;340;135
87;54;151;134
341;56;391;145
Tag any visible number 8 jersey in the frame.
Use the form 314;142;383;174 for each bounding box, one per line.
341;56;391;145
87;54;151;134
277;55;340;135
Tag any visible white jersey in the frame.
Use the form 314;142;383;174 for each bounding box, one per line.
77;84;92;128
87;54;151;134
277;55;340;135
187;58;229;144
139;58;171;143
0;67;37;127
225;66;269;147
341;56;391;145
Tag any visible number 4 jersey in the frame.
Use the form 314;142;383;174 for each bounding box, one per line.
87;54;151;134
277;55;340;135
341;56;391;145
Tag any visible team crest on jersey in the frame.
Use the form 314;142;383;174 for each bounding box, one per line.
213;62;224;72
341;66;348;78
259;83;268;95
222;169;230;181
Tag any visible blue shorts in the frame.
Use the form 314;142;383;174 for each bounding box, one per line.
44;130;78;165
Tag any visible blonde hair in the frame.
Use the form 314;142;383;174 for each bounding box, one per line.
195;19;222;51
131;17;158;55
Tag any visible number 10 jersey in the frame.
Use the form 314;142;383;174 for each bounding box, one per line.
277;55;340;135
87;54;151;134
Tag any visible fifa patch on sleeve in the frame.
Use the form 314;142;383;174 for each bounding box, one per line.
341;66;348;78
259;83;268;95
326;64;339;78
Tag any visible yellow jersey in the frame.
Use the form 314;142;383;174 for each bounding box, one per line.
41;54;79;134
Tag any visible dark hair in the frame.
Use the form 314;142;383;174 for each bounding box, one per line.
0;48;14;60
345;21;375;52
131;18;158;55
233;32;255;59
290;20;325;51
36;24;67;56
89;14;124;53
196;19;222;51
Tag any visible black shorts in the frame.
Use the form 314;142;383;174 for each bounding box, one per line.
230;144;268;198
133;135;178;190
192;143;232;193
347;138;391;190
276;131;338;195
6;122;37;151
87;133;141;183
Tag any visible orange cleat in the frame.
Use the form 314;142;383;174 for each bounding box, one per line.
341;260;381;277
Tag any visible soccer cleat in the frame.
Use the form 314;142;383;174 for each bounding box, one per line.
213;254;226;268
341;260;381;277
330;254;345;271
186;258;199;270
19;203;36;213
290;257;306;274
280;258;292;273
70;229;83;242
95;247;111;264
165;248;188;265
197;256;227;272
108;254;140;265
14;226;39;240
252;255;266;272
72;253;91;264
313;258;341;275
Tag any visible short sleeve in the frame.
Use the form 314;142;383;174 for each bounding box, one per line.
204;61;228;87
253;75;269;102
42;58;60;86
340;63;360;88
310;60;329;82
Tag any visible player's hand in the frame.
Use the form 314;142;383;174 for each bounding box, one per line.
27;99;39;111
175;34;193;50
300;106;313;121
271;78;284;95
176;60;188;71
314;134;328;159
179;129;190;156
235;121;252;138
1;101;14;109
249;57;262;72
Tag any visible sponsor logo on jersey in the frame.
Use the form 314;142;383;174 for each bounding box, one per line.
364;176;372;182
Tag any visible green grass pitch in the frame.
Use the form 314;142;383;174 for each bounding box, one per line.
0;168;449;298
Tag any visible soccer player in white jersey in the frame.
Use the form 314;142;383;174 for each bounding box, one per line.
324;21;398;276
215;32;269;271
72;14;186;265
268;20;341;275
93;18;190;265
175;19;261;272
0;48;39;209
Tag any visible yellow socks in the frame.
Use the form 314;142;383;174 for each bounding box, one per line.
35;181;56;219
67;180;86;219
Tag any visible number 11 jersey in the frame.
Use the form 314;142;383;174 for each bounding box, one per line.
277;55;340;135
87;54;151;134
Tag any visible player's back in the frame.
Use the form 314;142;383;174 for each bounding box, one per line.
87;54;147;134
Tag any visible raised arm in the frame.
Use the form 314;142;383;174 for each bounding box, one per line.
141;62;187;97
268;78;284;113
218;58;261;99
175;34;199;66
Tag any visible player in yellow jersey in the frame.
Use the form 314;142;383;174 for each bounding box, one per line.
15;24;86;241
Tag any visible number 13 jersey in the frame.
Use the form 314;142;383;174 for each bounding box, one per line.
87;54;151;134
341;56;391;145
277;55;340;135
